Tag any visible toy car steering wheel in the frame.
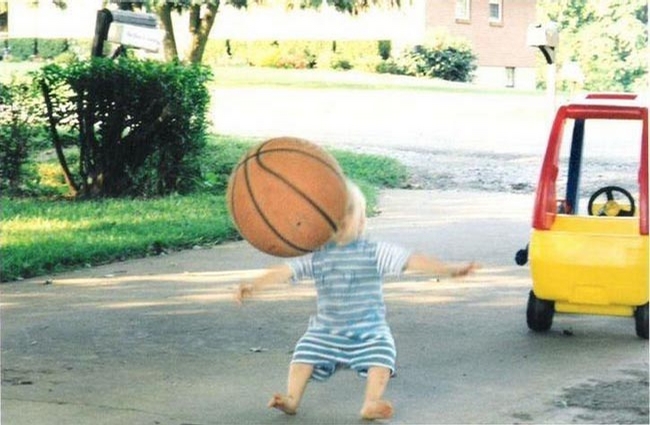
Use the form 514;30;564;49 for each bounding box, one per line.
587;186;635;217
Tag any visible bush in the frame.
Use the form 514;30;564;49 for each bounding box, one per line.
378;40;392;60
399;45;477;82
0;78;47;195
203;39;387;71
375;58;403;75
6;38;69;61
383;30;477;82
36;57;213;198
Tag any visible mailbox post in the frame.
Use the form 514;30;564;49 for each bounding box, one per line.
91;9;162;58
527;22;560;117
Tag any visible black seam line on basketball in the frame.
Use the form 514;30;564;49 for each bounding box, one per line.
253;147;340;233
243;155;312;254
235;147;343;178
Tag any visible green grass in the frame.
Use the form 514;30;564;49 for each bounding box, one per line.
209;66;541;95
1;194;236;282
1;61;538;95
1;135;409;282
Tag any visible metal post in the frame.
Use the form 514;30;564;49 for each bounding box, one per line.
91;9;113;58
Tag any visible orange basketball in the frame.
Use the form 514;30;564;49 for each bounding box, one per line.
226;137;347;257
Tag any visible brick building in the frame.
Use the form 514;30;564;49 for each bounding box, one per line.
425;0;538;89
209;0;539;88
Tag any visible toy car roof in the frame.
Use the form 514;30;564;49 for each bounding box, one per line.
560;92;648;120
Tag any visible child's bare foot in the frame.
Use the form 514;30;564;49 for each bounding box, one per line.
268;393;298;415
360;399;393;420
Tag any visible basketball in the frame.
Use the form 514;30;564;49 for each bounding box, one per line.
226;137;348;257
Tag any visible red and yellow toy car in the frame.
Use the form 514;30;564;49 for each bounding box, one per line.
516;93;648;339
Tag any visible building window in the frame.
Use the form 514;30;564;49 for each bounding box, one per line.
489;0;502;24
455;0;470;22
506;67;515;88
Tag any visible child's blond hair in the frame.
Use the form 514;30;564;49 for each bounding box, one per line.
346;179;367;215
332;180;367;244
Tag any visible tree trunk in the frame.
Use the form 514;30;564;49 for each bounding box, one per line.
155;3;179;62
187;2;219;64
39;80;79;196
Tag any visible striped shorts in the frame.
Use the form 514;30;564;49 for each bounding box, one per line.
291;327;397;381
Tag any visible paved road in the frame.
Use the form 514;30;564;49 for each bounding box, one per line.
2;190;648;425
210;85;640;196
211;87;553;156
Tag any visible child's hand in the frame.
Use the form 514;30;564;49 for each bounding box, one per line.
234;283;254;305
232;265;293;305
450;262;479;278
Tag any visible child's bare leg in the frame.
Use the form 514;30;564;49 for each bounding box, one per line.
268;362;313;415
360;366;393;420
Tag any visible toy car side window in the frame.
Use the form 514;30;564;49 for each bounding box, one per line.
556;117;642;216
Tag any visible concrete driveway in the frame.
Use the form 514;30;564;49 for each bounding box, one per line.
2;190;648;425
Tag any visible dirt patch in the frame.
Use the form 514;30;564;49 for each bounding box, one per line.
554;369;649;424
349;145;639;196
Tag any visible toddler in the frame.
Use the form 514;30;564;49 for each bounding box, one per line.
235;180;476;420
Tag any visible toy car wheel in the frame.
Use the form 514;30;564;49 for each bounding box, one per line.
527;290;554;332
634;303;648;339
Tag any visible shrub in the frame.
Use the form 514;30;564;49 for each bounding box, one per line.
36;57;213;198
398;45;477;82
6;38;69;61
204;39;387;71
387;30;477;82
5;39;37;60
375;58;404;75
37;39;69;59
378;40;392;60
331;55;353;70
0;78;47;195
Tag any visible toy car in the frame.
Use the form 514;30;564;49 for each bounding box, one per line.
516;93;648;339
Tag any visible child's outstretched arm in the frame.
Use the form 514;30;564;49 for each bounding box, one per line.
404;253;478;278
234;264;294;305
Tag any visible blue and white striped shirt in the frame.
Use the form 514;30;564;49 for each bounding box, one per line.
287;239;411;333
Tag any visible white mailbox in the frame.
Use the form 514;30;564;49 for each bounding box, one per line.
527;22;559;64
92;9;163;58
108;23;164;52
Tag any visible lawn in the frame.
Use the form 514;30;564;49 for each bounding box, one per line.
1;61;535;95
1;135;409;282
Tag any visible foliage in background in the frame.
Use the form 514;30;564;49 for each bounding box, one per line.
4;38;66;61
203;39;387;73
378;29;477;82
0;77;47;195
538;0;648;92
3;38;92;62
37;57;212;198
201;33;475;82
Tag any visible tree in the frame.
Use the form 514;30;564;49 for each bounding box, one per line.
38;58;212;197
112;1;221;63
155;0;221;64
73;0;403;64
538;0;648;91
